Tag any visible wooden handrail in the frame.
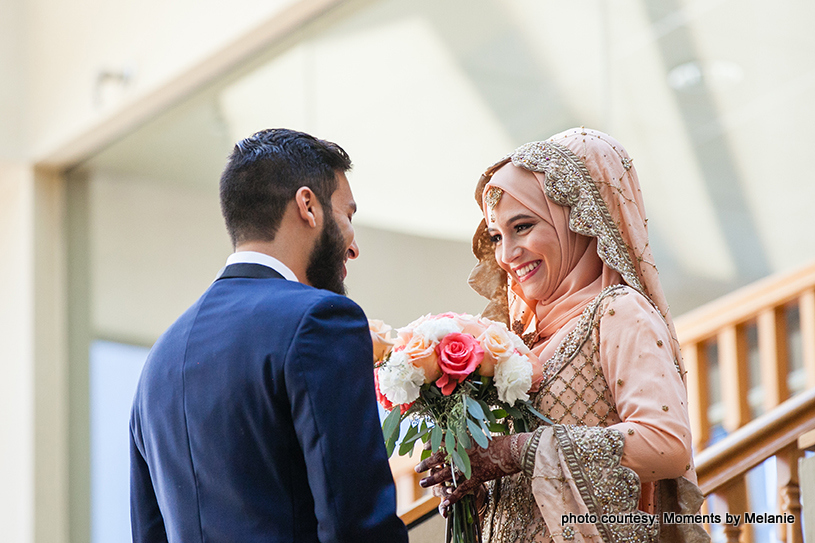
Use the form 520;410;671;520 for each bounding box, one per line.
695;386;815;495
675;261;815;344
399;494;440;527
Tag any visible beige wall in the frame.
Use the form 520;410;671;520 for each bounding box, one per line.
0;1;25;159
0;163;68;543
20;0;343;164
0;162;35;543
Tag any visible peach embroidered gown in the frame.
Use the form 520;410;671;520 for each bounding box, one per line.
469;129;710;543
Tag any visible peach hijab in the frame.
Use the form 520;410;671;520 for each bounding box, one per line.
470;127;684;376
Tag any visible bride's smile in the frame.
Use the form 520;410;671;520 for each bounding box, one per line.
513;260;541;282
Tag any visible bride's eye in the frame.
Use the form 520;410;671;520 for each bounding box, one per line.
515;223;533;233
490;233;502;243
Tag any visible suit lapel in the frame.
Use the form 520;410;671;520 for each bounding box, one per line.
216;263;285;281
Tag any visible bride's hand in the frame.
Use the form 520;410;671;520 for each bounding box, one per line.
414;433;530;511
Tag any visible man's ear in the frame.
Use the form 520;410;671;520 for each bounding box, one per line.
294;186;322;228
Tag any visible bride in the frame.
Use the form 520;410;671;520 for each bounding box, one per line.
417;128;709;542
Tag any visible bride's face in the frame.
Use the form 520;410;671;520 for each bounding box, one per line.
487;191;562;301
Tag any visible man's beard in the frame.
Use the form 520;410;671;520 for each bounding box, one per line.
305;213;347;295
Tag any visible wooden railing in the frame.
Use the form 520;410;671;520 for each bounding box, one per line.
676;261;815;543
676;261;815;448
695;388;815;543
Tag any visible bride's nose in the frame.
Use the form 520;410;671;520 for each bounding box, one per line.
499;238;522;264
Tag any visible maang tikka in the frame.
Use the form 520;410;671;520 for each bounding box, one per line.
484;186;504;223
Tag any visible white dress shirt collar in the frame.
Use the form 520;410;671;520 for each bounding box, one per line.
225;251;300;282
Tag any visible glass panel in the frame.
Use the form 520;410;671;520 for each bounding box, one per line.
745;457;781;543
89;341;150;543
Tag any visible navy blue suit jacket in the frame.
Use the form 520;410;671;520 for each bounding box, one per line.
130;263;407;543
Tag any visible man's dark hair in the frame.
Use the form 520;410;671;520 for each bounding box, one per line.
219;128;352;246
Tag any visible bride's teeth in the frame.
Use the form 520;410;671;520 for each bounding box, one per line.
516;262;538;277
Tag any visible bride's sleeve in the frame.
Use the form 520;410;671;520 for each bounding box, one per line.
598;290;693;482
526;425;659;542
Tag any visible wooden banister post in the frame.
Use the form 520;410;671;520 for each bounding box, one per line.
718;477;752;543
719;325;751;432
800;289;815;388
685;341;709;449
758;307;789;411
776;443;804;543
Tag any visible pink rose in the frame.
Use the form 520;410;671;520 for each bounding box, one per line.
435;332;484;395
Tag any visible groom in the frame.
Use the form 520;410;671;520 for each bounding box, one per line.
130;129;408;543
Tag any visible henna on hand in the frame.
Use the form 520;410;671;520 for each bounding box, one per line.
415;433;531;511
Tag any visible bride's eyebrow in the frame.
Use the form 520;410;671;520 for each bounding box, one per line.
507;213;537;223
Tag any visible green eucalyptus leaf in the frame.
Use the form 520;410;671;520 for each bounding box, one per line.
467;418;489;448
403;422;418;443
455;441;472;479
464;396;485;420
382;407;401;444
431;425;442;452
522;401;554;426
478;400;497;423
382;406;402;450
399;437;415;456
445;429;457;457
421;448;432;461
478;417;493;439
456;424;471;450
385;430;398;457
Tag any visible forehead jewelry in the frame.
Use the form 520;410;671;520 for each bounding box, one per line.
484;186;504;222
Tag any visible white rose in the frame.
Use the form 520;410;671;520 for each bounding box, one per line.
413;317;463;343
494;352;533;405
377;351;426;405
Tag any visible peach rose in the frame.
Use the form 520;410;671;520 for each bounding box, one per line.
403;334;442;383
368;319;395;363
435;333;484;395
477;324;516;376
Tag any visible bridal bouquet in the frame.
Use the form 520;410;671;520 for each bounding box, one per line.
370;313;547;543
